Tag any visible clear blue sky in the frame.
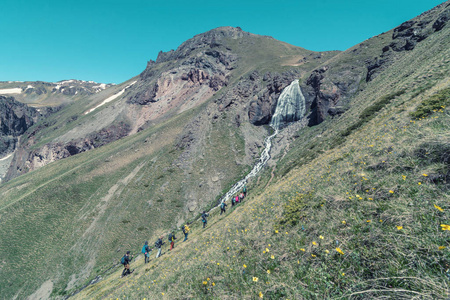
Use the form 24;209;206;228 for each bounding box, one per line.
0;0;445;84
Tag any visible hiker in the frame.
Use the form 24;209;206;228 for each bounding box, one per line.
235;195;240;204
182;224;190;241
202;211;209;228
243;185;247;197
220;201;227;215
141;241;151;264
168;231;176;250
239;192;244;201
231;196;236;207
155;236;164;258
121;251;134;278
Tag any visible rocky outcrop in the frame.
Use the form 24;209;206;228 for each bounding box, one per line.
4;122;131;181
366;3;449;82
0;96;39;155
128;28;238;109
302;65;362;126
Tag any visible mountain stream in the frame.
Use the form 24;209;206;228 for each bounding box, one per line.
216;80;306;207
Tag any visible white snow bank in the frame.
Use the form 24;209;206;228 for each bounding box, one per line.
0;88;22;94
0;154;13;161
84;81;137;115
93;83;107;90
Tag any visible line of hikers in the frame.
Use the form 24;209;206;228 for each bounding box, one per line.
120;185;247;277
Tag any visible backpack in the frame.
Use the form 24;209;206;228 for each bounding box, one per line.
120;255;126;265
221;202;225;209
185;225;190;232
243;187;247;192
155;240;160;248
168;233;173;241
141;245;147;254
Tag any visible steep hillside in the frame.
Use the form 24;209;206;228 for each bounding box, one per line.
0;2;449;299
72;2;449;299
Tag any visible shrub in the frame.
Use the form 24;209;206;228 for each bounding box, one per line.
410;87;450;119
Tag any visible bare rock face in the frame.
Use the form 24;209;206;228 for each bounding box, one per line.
127;28;239;112
4;122;131;181
0;96;39;155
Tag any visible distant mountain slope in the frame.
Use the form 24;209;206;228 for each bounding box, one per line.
0;79;114;107
4;27;337;181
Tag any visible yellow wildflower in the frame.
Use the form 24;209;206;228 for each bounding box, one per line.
441;224;450;231
266;248;270;252
243;264;247;268
422;173;428;177
389;190;394;194
312;241;318;246
253;277;258;282
311;254;316;258
325;250;330;254
300;248;305;252
336;247;344;255
418;182;422;185
434;204;444;212
207;278;210;281
275;230;279;234
203;281;207;285
212;282;215;286
259;291;264;298
342;272;345;276
319;235;324;240
367;220;371;223
438;246;446;250
267;270;270;274
397;226;403;230
342;220;346;224
271;255;275;259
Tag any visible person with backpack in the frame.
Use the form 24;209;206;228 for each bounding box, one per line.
202;211;209;228
155;236;164;258
231;197;236;207
168;231;176;250
220;202;228;215
243;185;247;197
182;224;190;241
239;192;244;201
235;195;240;204
120;251;134;278
141;241;152;264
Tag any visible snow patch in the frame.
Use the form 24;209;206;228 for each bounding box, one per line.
93;83;107;90
26;85;34;89
57;80;75;85
0;154;13;161
84;81;137;115
0;88;22;94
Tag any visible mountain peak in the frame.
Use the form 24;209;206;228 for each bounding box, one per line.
155;26;251;63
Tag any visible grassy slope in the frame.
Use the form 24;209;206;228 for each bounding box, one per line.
73;15;450;300
0;34;334;298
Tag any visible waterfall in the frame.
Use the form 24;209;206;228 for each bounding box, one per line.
215;80;306;207
270;80;305;130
